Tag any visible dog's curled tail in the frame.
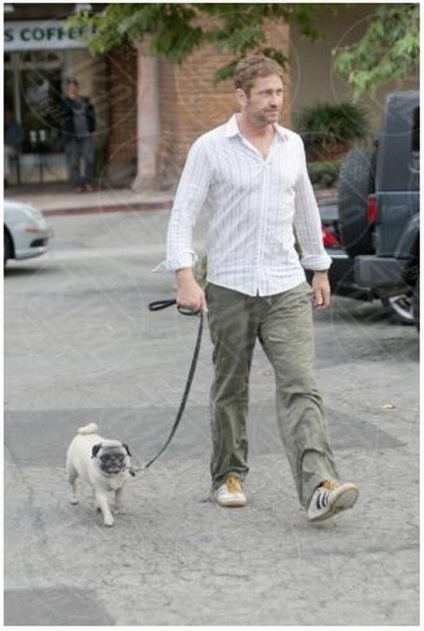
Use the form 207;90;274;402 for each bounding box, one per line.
77;422;99;435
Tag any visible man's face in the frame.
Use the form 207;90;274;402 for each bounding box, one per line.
237;74;283;127
66;82;79;100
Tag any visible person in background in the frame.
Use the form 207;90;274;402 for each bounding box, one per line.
60;78;96;192
155;54;359;523
4;108;25;186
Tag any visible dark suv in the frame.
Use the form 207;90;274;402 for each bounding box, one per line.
330;91;419;329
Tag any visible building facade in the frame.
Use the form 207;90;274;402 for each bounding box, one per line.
3;4;290;189
5;4;416;190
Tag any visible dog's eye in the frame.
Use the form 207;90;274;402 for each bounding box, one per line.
102;453;124;462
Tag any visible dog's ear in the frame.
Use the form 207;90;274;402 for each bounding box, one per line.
122;443;131;457
91;443;102;458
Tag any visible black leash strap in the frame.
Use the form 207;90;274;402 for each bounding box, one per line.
143;299;204;469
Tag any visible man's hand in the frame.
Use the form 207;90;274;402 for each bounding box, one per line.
176;268;207;313
311;270;331;310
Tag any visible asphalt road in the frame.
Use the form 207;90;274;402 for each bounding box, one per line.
4;209;420;626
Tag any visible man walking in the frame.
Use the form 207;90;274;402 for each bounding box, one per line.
60;78;96;192
156;54;358;522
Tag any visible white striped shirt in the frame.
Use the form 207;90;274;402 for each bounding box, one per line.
155;114;331;296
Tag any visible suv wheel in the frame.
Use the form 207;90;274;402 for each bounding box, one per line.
338;147;377;258
382;294;414;326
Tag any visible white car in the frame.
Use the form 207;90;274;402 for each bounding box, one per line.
4;199;52;266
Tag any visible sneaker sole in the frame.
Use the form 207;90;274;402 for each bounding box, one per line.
309;485;359;523
215;495;247;508
217;502;247;508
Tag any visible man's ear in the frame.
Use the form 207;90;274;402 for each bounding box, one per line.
235;88;247;108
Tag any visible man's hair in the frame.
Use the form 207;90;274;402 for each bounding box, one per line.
234;54;283;94
66;78;79;87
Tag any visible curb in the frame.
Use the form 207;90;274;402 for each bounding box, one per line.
43;200;173;217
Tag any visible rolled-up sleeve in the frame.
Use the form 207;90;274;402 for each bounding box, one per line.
154;138;212;272
293;139;332;271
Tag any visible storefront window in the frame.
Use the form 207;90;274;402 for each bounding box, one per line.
20;50;64;64
7;51;64;153
5;50;67;183
20;68;63;153
4;25;109;186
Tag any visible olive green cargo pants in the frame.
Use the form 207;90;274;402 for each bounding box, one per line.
206;281;339;508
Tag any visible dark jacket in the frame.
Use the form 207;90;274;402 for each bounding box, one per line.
60;96;95;138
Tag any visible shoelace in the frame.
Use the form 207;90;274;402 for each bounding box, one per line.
225;476;243;494
320;480;338;492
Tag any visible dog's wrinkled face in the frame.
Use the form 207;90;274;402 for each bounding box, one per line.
92;443;131;474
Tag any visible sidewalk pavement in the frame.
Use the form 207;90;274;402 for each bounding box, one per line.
4;184;419;626
5;183;337;216
5;184;174;216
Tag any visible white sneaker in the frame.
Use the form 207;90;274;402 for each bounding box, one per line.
214;475;247;508
307;480;359;522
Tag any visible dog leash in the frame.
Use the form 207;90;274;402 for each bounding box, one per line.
135;299;204;471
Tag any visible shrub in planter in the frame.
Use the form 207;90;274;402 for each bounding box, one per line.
296;102;369;161
307;160;341;188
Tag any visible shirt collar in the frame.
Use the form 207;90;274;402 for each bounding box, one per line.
224;114;289;142
224;114;241;138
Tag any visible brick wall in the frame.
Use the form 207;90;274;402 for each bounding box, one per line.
108;21;291;182
158;20;291;179
158;45;235;180
106;44;138;166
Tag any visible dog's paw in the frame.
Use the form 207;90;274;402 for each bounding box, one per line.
70;498;79;505
103;517;114;527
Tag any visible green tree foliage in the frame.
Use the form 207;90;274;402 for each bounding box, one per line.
69;3;325;81
333;3;419;98
71;3;419;92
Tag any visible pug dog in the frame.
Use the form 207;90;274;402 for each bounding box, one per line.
66;422;134;527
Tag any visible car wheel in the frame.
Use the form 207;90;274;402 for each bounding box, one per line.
381;294;414;325
412;277;420;331
4;230;13;267
338;147;377;258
